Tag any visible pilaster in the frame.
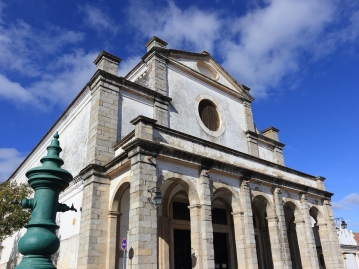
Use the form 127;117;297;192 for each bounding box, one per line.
127;149;158;269
272;187;292;268
235;179;258;269
158;216;170;269
198;169;215;269
154;97;169;127
322;199;345;269
106;211;121;269
300;193;320;268
86;67;120;166
77;166;111;269
243;100;259;157
189;204;203;269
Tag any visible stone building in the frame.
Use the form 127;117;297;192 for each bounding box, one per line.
0;36;344;269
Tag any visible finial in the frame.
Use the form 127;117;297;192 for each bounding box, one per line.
54;132;59;139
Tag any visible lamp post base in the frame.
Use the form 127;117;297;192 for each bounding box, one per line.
15;255;56;269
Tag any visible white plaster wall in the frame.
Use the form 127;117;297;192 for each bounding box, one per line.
155;129;317;187
209;172;239;189
167;65;248;153
118;91;153;140
0;92;91;267
346;254;359;269
9;92;91;185
258;143;274;163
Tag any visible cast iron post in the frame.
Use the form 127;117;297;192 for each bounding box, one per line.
14;132;76;269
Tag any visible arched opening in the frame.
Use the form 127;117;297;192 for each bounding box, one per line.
211;190;237;269
284;202;302;269
159;178;197;269
109;182;130;269
252;196;273;269
310;207;326;269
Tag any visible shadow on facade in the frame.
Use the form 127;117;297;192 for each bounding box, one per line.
6;232;21;269
51;213;62;266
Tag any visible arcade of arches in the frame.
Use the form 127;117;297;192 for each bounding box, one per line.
109;173;342;269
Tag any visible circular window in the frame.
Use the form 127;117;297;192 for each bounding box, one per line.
194;94;225;137
198;100;220;131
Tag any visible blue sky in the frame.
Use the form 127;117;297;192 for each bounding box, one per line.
0;0;358;228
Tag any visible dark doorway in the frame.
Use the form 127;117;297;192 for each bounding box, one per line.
213;232;229;269
174;229;192;269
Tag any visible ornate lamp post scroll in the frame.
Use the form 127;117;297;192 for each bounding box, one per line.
14;132;76;269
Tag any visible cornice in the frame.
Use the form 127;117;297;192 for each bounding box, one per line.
88;69;172;103
116;135;332;199
245;130;285;148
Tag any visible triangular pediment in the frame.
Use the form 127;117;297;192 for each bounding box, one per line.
166;50;254;101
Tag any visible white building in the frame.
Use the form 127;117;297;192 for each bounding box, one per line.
0;36;344;269
336;221;359;269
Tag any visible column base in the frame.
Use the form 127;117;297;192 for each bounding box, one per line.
15;255;56;269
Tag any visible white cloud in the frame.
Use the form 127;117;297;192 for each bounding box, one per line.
80;5;118;35
221;0;336;97
128;0;358;97
128;1;223;52
332;193;359;211
0;19;84;77
0;4;96;109
0;148;25;182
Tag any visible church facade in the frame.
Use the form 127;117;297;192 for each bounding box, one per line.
0;37;344;269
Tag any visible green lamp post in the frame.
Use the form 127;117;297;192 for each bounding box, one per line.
13;132;76;269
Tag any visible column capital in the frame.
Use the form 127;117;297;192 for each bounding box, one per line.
108;211;121;218
188;204;202;209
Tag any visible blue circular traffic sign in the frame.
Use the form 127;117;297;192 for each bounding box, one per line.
121;238;127;250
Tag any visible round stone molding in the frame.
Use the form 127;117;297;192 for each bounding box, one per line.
194;94;225;137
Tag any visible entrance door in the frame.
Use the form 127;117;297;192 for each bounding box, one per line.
213;232;229;269
174;229;192;269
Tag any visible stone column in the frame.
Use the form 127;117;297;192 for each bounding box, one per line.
77;167;111;269
272;188;292;268
322;199;345;269
86;52;120;166
266;215;284;269
106;211;121;269
198;169;215;269
126;150;158;268
235;179;258;269
78;52;121;269
294;218;315;269
189;204;203;269
158;216;171;269
243;101;259;157
300;193;320;268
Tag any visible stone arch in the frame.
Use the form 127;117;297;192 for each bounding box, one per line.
109;176;130;212
309;205;325;224
158;172;200;269
212;182;241;213
211;182;240;268
106;178;131;269
160;171;200;215
309;205;327;269
283;198;304;222
251;191;275;269
283;199;304;269
251;191;276;218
